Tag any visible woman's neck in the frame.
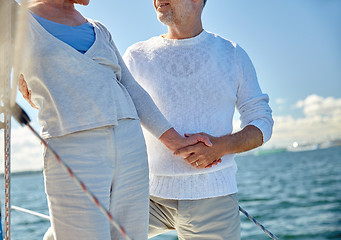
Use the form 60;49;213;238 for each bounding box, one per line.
29;0;76;9
28;0;87;27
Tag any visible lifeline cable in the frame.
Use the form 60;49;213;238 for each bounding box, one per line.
239;206;279;240
7;103;132;240
11;206;50;221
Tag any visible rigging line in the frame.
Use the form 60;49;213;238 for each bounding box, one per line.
0;0;13;239
3;120;11;240
11;206;50;221
0;198;3;239
7;103;132;240
239;206;280;240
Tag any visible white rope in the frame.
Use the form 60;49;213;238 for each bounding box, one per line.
11;206;50;221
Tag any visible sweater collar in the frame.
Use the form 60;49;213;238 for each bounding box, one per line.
158;30;209;46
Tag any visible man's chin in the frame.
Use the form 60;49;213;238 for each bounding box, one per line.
157;14;173;26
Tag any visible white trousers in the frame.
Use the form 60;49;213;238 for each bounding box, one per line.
43;119;149;240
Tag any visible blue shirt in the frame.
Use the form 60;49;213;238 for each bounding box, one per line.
31;12;95;54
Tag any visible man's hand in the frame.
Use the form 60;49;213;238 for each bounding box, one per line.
175;126;264;169
174;133;225;169
18;74;39;109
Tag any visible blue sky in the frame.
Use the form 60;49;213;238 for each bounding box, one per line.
8;0;341;171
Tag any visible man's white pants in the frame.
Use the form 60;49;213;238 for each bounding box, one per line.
43;119;149;240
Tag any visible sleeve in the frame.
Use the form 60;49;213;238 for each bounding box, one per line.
122;48;136;78
235;45;274;144
108;37;172;138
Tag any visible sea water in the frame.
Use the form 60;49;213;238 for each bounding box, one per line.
1;146;340;240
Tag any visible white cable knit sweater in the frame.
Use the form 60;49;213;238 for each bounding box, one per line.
123;30;273;200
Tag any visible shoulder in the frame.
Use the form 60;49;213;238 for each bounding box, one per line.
204;31;245;61
205;31;254;67
208;32;251;57
126;36;160;54
87;18;107;30
124;36;161;60
86;18;111;38
205;31;238;49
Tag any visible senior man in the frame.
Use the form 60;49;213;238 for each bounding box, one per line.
122;0;274;239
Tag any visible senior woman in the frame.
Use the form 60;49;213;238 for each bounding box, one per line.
8;0;212;239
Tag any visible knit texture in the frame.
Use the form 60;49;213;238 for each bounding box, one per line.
123;30;273;199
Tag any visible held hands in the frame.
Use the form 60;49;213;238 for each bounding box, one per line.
18;74;39;109
159;129;224;169
159;128;213;152
174;132;225;169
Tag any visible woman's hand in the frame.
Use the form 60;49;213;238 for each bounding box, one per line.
159;128;212;152
18;74;39;109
